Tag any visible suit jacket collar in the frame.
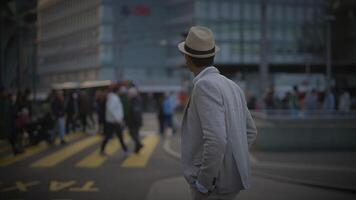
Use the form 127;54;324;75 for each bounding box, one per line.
193;66;219;85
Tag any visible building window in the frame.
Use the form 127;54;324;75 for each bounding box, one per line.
220;1;230;19
232;1;240;20
209;1;219;20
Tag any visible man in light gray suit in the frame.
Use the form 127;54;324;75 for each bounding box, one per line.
178;26;257;200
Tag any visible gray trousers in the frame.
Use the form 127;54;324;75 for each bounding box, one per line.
190;188;239;200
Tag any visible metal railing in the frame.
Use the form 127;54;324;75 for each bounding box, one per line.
251;110;356;120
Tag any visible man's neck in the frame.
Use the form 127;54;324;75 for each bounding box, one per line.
192;66;209;77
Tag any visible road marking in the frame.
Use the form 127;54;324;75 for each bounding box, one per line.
0;146;10;153
76;136;130;168
121;134;160;168
31;136;101;168
1;181;40;192
0;133;83;167
0;143;48;167
49;181;76;192
69;181;99;192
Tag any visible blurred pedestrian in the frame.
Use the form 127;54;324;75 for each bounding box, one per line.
323;90;336;111
304;89;318;110
79;91;90;133
263;88;276;109
0;88;23;154
289;85;300;116
126;87;144;154
289;85;300;110
157;94;165;136
96;89;107;134
51;90;66;144
14;90;31;150
100;85;128;155
163;93;177;135
246;91;256;110
119;86;129;129
178;26;257;199
281;92;291;109
65;92;79;134
338;90;351;112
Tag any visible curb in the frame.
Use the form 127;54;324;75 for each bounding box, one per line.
252;171;356;193
163;136;356;193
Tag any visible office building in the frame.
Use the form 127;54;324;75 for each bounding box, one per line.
166;0;327;94
37;0;178;91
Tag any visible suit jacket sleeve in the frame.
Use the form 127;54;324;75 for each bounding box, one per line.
193;80;227;190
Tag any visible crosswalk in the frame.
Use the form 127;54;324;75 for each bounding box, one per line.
76;137;131;168
0;132;161;169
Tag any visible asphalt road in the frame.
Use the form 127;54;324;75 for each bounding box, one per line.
0;126;181;200
1;114;356;200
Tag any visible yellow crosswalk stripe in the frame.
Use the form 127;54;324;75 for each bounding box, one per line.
0;146;10;154
0;133;83;167
31;135;102;168
121;134;160;168
76;133;131;168
0;142;48;167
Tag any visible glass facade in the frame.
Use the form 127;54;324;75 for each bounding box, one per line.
167;0;326;66
37;0;332;90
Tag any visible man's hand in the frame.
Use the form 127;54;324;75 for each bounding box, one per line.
193;180;209;199
192;187;209;200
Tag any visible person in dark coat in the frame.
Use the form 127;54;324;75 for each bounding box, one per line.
0;89;23;154
14;90;31;153
79;91;90;133
157;94;165;136
96;89;107;135
126;87;143;153
51;90;66;144
65;92;79;134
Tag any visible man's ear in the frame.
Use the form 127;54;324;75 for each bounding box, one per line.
185;54;192;67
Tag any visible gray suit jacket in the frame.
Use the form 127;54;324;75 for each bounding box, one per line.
181;66;257;194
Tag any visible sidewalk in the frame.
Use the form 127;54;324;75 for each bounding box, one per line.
145;133;356;200
251;151;356;192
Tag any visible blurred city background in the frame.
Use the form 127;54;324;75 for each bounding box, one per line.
0;0;356;200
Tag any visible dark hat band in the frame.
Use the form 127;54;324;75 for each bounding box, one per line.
184;44;215;55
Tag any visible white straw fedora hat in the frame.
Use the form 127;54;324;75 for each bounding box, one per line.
178;26;220;58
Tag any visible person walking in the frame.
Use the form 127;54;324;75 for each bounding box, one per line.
178;26;257;200
323;90;336;111
51;90;66;144
126;87;144;154
79;91;90;133
338;90;351;112
157;94;165;136
289;85;300;116
304;89;318;111
65;92;79;134
163;93;177;135
0;88;23;155
100;85;128;155
96;89;107;135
